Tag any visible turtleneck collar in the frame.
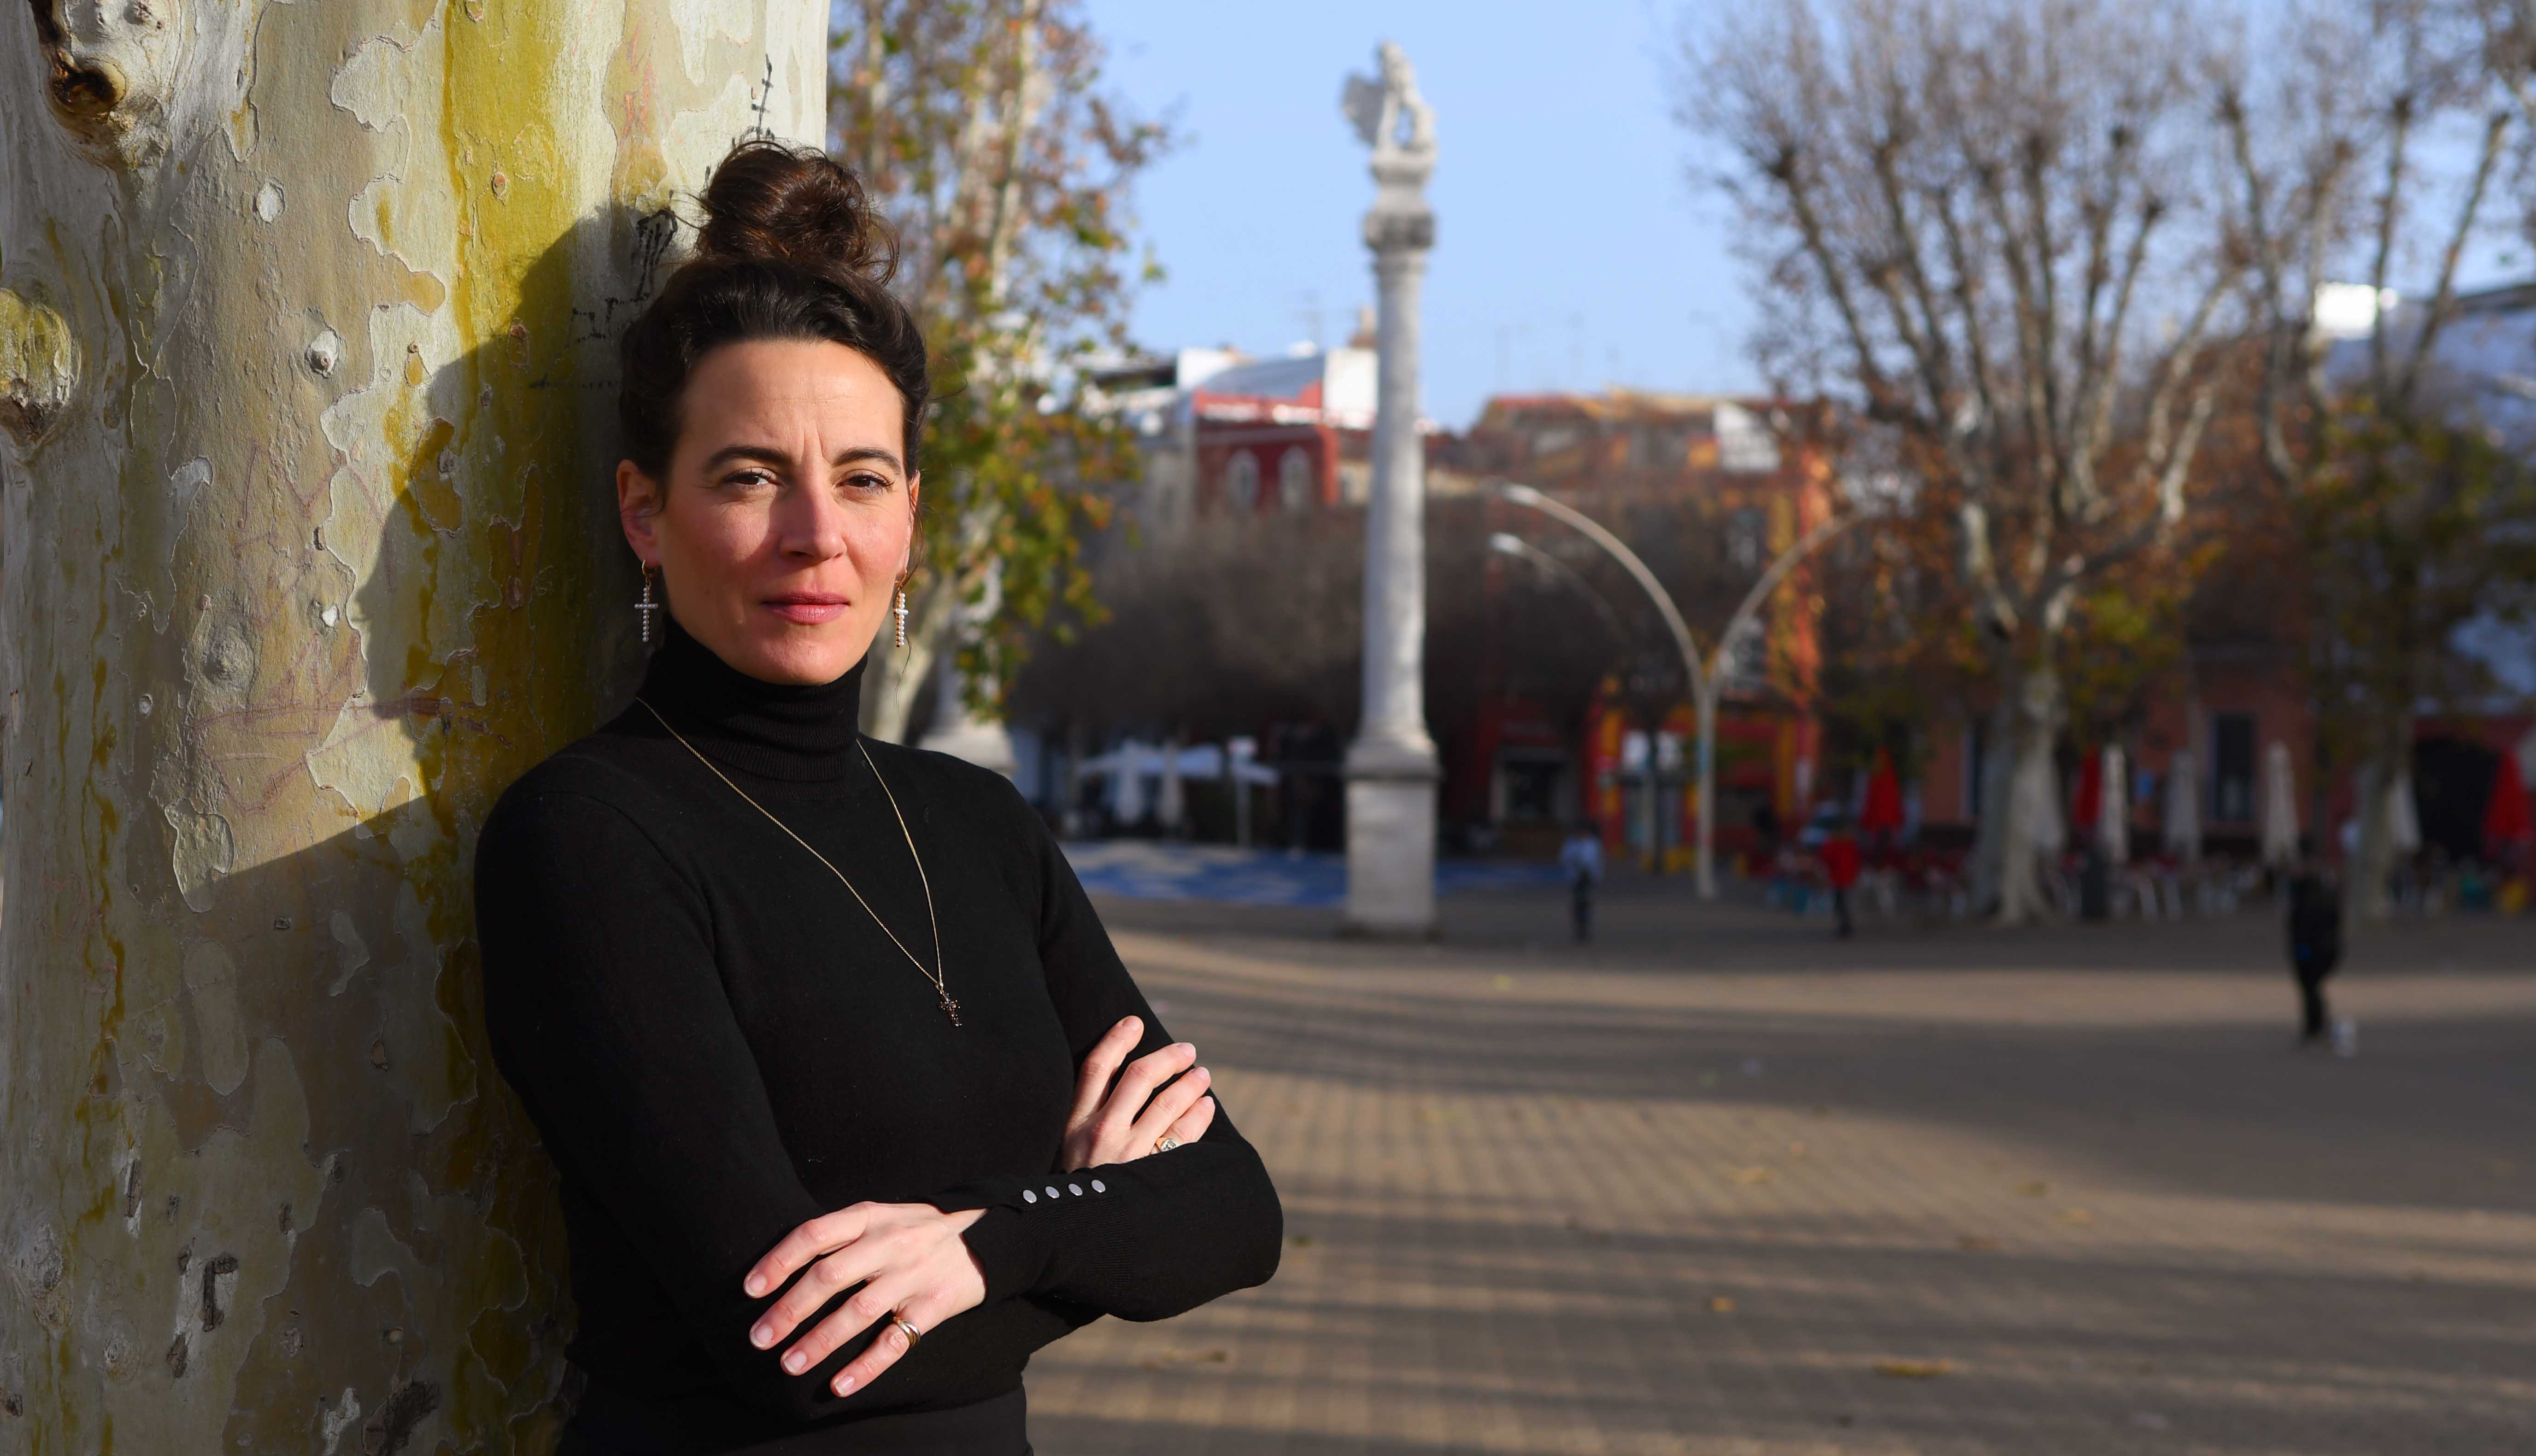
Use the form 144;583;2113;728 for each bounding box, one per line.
633;616;870;784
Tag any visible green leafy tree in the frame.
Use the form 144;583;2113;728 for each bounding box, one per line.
829;0;1168;739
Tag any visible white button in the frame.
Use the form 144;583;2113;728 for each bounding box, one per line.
1068;1184;1083;1197
1022;1190;1036;1204
1045;1186;1062;1199
1090;1180;1105;1192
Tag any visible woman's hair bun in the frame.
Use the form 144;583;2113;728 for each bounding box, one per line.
692;138;897;286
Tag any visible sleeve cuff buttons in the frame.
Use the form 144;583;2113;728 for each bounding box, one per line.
1017;1179;1104;1207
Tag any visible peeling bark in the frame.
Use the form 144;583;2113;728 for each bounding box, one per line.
0;2;824;1449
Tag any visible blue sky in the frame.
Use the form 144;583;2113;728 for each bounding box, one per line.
1080;1;1755;429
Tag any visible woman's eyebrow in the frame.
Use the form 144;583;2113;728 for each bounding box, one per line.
697;443;904;474
830;445;903;474
699;443;793;472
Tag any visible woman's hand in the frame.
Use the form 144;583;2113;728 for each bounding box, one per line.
741;1202;986;1397
1061;1015;1216;1171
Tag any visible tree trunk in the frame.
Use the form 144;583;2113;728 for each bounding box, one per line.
2348;729;2410;927
1988;669;2069;928
1967;692;2017;912
0;4;823;1449
1969;662;2065;926
863;576;957;743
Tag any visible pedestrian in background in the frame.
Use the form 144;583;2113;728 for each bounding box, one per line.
2285;838;2347;1051
1821;816;1862;939
1560;822;1604;944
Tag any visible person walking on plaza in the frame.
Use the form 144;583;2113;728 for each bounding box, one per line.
2285;840;2345;1050
1560;822;1604;943
1821;817;1863;939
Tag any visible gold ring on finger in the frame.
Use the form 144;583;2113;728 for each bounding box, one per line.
890;1315;922;1346
1154;1134;1182;1154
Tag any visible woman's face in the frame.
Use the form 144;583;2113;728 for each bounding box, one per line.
618;338;918;686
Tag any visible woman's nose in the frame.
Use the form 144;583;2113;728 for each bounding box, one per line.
775;487;850;561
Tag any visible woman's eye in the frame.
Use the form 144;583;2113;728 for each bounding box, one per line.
722;469;778;491
843;472;892;493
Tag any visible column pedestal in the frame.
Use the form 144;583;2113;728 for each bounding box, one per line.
1344;738;1441;937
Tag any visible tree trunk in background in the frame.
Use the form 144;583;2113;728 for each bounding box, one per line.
1994;666;2066;925
2348;729;2410;927
1967;660;2063;925
863;577;955;744
0;3;822;1449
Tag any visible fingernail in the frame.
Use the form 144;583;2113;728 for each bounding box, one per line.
1195;1065;1210;1079
1173;1041;1195;1054
834;1375;856;1395
745;1277;765;1297
750;1324;773;1348
783;1351;807;1374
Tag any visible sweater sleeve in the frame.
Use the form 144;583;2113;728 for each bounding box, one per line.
475;787;869;1424
928;788;1283;1320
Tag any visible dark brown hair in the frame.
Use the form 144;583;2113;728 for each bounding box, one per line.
617;139;928;481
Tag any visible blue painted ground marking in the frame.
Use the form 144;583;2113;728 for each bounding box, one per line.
1061;841;1565;907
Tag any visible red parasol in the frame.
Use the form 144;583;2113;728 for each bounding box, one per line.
1860;747;1906;834
2485;751;2533;845
2070;747;2104;831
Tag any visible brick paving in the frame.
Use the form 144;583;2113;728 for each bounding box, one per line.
1025;880;2536;1455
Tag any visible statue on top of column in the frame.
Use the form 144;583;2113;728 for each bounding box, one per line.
1342;41;1437;167
1342;41;1436;250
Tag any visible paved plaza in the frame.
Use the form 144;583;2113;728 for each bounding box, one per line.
1026;876;2536;1455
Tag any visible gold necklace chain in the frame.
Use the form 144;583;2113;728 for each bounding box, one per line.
634;696;961;1026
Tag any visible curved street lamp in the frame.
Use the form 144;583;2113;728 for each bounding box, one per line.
1487;531;1632;647
1490;481;1864;898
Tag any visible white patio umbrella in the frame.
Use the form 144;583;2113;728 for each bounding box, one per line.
2388;768;2422;855
2260;741;2300;867
2163;749;2201;861
1109;739;1150;826
2098;744;2130;865
1156;737;1186;834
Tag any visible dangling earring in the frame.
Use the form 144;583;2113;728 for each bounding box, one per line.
636;565;661;644
892;580;910;649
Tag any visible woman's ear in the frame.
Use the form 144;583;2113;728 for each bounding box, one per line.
617;459;662;565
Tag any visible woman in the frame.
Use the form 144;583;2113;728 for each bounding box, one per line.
474;139;1281;1454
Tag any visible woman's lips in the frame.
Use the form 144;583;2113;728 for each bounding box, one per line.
764;596;850;625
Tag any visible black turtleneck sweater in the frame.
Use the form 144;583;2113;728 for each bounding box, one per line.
473;622;1281;1454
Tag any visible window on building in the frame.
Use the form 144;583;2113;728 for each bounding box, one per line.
1721;616;1768;688
2212;712;2257;823
1727;507;1765;572
1278;446;1314;511
1225;451;1260;512
1715;402;1782;472
1494;752;1567;824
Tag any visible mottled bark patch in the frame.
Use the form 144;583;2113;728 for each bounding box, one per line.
362;1379;440;1455
199;1252;239;1331
0;288;79;449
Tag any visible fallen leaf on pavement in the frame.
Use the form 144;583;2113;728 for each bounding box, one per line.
2060;1207;2096;1226
1874;1358;1953;1379
2017;1181;2050;1198
1957;1235;2001;1253
1137;1348;1231;1371
1730;1166;1776;1185
1708;1295;1736;1313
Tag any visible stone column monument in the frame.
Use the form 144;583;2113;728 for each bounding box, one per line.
1339;43;1441;936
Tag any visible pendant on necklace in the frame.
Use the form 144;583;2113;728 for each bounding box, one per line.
939;990;964;1027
